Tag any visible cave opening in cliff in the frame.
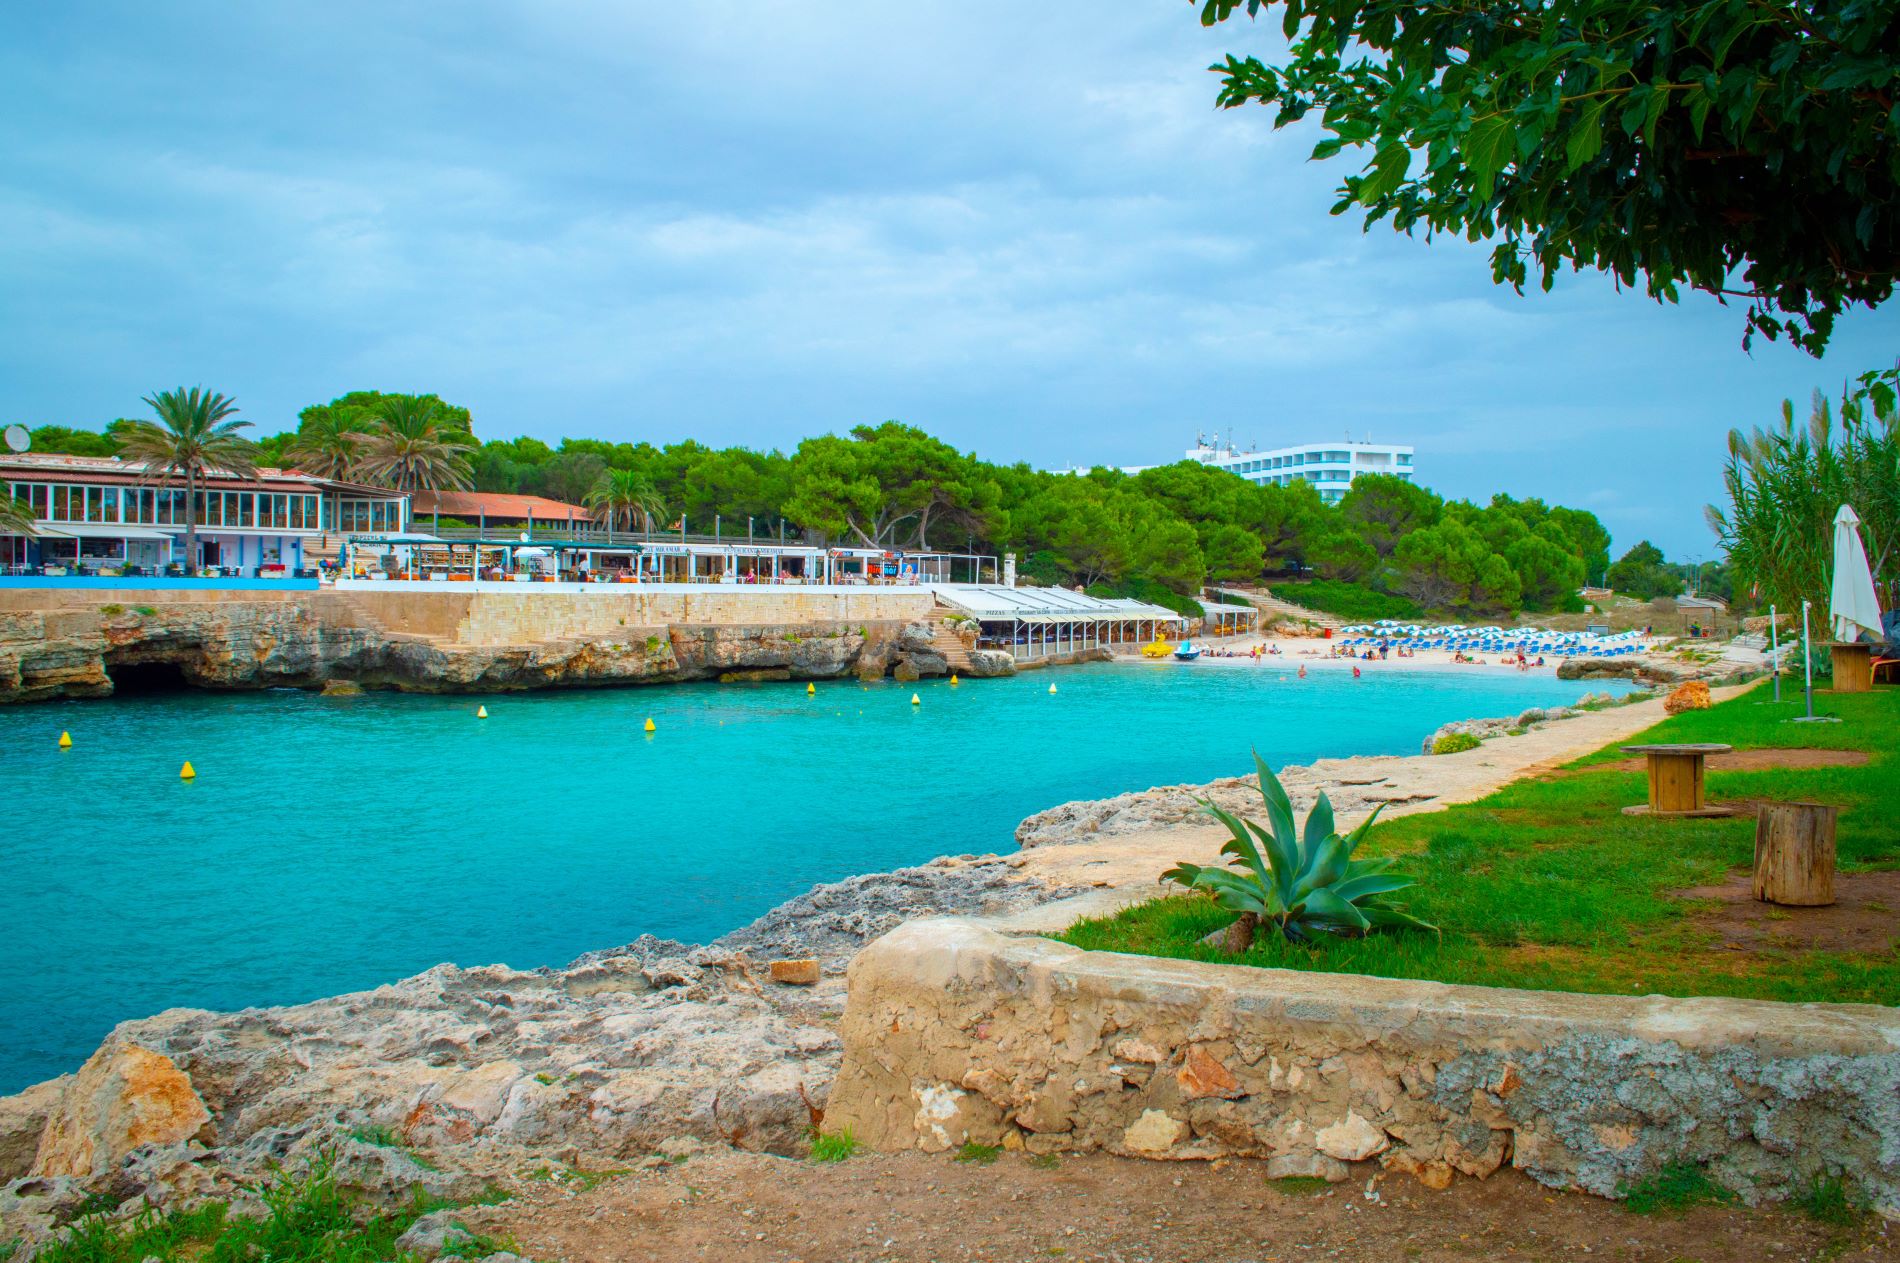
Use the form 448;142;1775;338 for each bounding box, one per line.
105;659;193;694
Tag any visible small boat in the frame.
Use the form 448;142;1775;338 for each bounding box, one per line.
1173;640;1201;661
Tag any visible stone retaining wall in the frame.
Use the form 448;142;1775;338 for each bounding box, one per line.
826;919;1900;1211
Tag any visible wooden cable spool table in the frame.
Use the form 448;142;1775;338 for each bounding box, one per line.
1619;743;1742;817
1827;642;1874;693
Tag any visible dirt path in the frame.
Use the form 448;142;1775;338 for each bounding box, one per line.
473;1149;1894;1263
996;684;1758;930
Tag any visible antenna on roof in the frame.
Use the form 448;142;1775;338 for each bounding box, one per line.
3;425;27;454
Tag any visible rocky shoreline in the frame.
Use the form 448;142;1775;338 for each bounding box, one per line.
0;666;1757;1251
0;857;1084;1247
0;594;1010;704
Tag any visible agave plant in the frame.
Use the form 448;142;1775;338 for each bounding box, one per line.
1163;753;1433;946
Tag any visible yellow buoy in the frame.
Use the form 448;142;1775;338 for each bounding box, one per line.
807;682;816;695
58;731;72;749
179;761;196;780
910;693;921;706
950;674;959;686
1049;682;1058;695
643;717;656;733
476;705;488;719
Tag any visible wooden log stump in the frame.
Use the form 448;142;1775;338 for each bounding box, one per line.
1753;802;1839;907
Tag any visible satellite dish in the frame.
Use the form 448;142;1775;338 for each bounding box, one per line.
2;425;27;453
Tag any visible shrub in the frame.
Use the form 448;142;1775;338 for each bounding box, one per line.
1162;753;1434;946
1431;732;1483;755
809;1128;862;1163
99;604;124;616
1268;580;1421;621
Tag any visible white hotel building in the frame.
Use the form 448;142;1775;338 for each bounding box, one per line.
1098;436;1417;504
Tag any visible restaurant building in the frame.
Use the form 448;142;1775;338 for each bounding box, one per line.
0;452;411;575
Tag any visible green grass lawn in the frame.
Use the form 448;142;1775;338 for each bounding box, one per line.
1057;683;1900;1005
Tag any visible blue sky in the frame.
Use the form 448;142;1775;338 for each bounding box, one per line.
1;2;1892;559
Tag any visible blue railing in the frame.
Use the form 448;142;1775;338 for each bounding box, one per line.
0;576;321;592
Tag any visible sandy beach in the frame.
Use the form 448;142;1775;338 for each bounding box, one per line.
1113;629;1649;676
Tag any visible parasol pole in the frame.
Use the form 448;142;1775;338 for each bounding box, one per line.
1769;604;1780;703
1801;599;1814;719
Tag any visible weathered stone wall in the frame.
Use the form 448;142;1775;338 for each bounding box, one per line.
441;589;934;646
826;919;1900;1211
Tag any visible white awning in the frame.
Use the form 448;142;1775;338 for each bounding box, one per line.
35;523;173;541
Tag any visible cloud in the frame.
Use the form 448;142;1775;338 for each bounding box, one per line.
0;0;1893;555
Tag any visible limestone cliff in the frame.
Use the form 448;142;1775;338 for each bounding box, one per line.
0;592;970;704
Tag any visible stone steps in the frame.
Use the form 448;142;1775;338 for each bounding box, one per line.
323;591;458;647
929;620;977;673
1225;586;1347;630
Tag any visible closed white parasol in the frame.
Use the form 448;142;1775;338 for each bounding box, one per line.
1830;504;1883;642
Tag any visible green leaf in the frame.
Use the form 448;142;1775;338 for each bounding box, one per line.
1292;831;1351;899
1361;903;1439;934
1339;803;1386;856
1302;791;1337;856
1357;142;1410;203
1246;819;1299;907
1204;800;1272;890
1688;88;1713;143
1301;888;1371;931
1642;85;1670;148
1251;752;1300;852
1462;116;1516;199
1333;872;1415;902
1564;97;1610;172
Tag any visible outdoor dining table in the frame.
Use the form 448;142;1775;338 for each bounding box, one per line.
1620;743;1736;817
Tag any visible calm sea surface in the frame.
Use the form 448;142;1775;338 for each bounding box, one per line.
0;662;1626;1091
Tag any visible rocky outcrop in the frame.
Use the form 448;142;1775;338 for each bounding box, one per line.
853;621;950;683
1417;694;1625;755
0;858;1078;1246
1557;653;1749;687
1015;763;1438;848
827;918;1900;1210
963;649;1016;678
0;596;952;704
30;1040;212;1179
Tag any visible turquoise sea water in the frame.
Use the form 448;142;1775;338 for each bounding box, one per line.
0;662;1626;1092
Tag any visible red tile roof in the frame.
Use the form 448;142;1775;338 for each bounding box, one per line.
411;490;589;521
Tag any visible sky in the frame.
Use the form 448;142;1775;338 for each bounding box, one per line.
1;2;1893;559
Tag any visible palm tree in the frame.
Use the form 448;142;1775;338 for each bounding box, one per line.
0;494;36;571
0;495;35;536
115;388;256;573
353;396;474;494
585;468;667;538
285;406;369;481
286;405;373;543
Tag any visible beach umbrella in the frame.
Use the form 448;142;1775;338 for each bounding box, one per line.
1830;504;1883;643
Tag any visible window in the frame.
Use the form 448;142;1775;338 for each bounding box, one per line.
238;493;255;527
